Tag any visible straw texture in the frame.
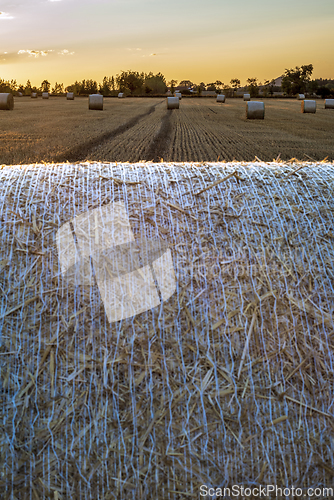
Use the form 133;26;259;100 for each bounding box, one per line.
1;160;334;498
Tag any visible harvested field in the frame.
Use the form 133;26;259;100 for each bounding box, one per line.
0;98;333;165
1;161;334;498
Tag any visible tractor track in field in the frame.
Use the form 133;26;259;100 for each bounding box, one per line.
144;108;173;161
54;101;163;163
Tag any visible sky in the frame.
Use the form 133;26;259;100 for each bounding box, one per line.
1;0;334;88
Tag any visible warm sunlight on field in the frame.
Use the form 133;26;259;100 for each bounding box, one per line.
1;96;334;165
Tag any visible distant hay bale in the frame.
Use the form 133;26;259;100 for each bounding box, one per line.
301;100;316;113
167;96;179;109
216;95;225;103
297;94;305;100
17;92;23;97
243;94;250;101
246;101;265;119
0;93;14;110
324;99;334;109
31;93;37;98
118;93;124;98
42;92;49;99
89;94;103;110
67;92;74;100
175;92;182;99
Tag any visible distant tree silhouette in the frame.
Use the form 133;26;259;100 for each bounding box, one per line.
40;80;51;92
281;64;313;95
230;78;241;96
246;77;259;97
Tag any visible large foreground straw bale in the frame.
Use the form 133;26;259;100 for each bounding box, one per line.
243;93;250;101
89;94;103;110
66;92;74;100
302;100;316;113
167;96;179;109
0;93;14;110
324;99;334;109
216;94;225;103
1;161;334;497
246;101;265;119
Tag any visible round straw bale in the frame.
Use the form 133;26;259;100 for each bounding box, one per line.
324;99;334;109
167;96;179;109
0;93;14;110
42;92;49;99
17;92;23;97
89;94;103;110
31;93;37;98
118;93;124;98
175;92;182;99
243;94;250;101
67;92;74;100
246;101;265;119
216;95;225;103
301;100;316;113
297;94;305;100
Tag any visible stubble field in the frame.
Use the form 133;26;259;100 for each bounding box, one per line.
0;96;333;165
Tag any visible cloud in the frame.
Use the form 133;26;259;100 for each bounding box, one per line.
18;49;52;57
127;48;142;52
0;11;14;19
58;49;75;55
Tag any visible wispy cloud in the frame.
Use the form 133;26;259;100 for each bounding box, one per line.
0;11;14;19
18;49;52;57
58;49;74;55
127;48;142;52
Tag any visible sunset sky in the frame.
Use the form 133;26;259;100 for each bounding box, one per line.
1;0;333;88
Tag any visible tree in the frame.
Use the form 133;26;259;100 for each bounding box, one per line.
179;80;194;89
281;64;313;95
215;80;223;92
168;79;178;93
263;78;275;97
318;86;331;98
230;78;240;96
52;82;64;94
25;80;32;95
246;77;259;97
116;70;144;95
144;72;167;94
40;80;50;92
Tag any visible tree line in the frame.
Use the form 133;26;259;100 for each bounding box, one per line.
1;65;333;97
